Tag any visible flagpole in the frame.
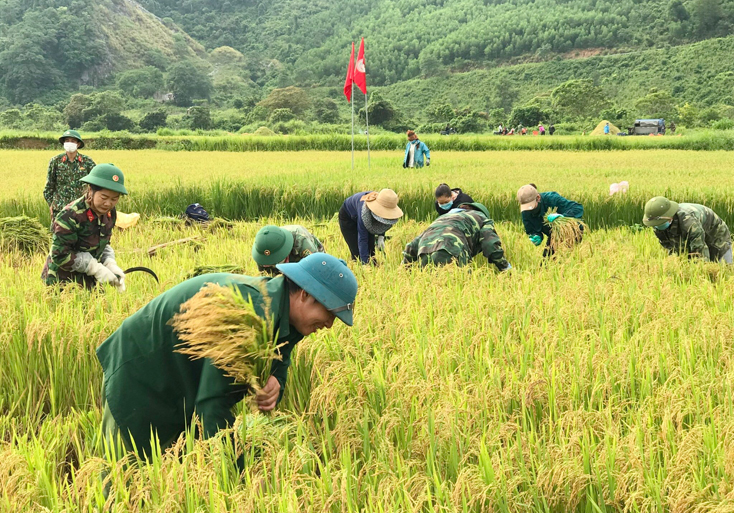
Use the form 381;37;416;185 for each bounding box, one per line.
365;91;371;170
350;82;355;170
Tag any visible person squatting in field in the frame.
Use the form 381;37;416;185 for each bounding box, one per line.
517;184;584;257
402;202;512;271
97;253;357;461
643;196;733;263
44;130;96;223
434;183;474;217
41;164;128;290
339;189;404;264
252;224;325;275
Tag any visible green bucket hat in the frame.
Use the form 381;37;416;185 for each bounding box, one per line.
458;202;491;219
80;164;128;195
59;129;84;149
252;225;295;266
277;253;358;326
643;196;679;227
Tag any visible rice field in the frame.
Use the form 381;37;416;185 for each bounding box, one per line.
2;150;734;511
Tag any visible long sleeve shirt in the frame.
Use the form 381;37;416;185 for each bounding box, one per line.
342;191;374;264
521;192;583;241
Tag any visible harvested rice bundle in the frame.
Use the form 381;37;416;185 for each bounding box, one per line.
0;216;49;255
187;264;247;278
170;283;282;391
544;208;587;253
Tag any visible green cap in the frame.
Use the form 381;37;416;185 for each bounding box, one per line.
458;202;491;219
59;129;84;149
643;196;678;227
252;225;294;266
80;164;128;195
277;253;358;326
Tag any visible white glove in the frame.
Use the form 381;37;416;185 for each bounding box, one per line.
86;259;119;284
377;235;385;252
103;259;125;281
115;275;126;292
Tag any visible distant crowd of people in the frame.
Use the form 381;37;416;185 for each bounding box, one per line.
494;123;555;136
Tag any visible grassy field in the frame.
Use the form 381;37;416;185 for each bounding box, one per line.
2;150;734;511
3;149;734;229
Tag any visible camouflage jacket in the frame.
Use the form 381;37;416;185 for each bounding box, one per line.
42;196;117;287
283;225;324;261
655;203;732;262
43;153;96;215
402;210;509;269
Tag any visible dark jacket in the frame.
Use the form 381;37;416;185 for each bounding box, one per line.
96;273;302;458
342;191;373;264
435;189;474;216
521;192;583;241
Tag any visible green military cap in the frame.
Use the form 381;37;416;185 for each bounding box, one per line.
80;164;128;195
277;253;358;326
458;202;491;219
643;196;679;227
252;225;294;266
59;129;85;149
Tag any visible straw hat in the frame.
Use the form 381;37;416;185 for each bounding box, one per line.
361;189;403;219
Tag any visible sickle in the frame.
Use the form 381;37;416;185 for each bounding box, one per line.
123;267;160;283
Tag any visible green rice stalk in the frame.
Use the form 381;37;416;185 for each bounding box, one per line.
0;216;49;255
544;208;587;253
170;283;281;391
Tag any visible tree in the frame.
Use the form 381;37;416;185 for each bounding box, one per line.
313;98;340;124
509;105;550;127
427;103;456;123
117;67;165;98
257;86;310;116
359;92;396;126
187;102;212;129
668;0;690;22
210;46;245;66
551;79;610;120
140;110;168;132
64;94;93;129
693;0;723;37
0;109;23;129
167;61;213;107
269;108;295;123
635;89;678;120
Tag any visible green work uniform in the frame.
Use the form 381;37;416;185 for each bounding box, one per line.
96;273;303;458
402;210;510;270
41;196;117;289
43;153;96;219
654;203;732;262
521;191;584;241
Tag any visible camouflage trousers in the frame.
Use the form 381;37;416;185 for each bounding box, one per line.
418;250;467;267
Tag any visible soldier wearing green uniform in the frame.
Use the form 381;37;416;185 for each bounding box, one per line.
97;253;357;459
41;164;128;289
252;225;325;274
402;202;511;271
643;196;733;263
44;130;96;222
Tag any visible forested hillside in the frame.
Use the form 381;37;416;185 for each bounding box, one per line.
139;0;734;86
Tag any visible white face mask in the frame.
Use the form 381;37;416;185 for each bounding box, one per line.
64;142;78;153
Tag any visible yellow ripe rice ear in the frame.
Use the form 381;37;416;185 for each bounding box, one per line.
170;283;282;391
0;216;49;255
544;208;587;253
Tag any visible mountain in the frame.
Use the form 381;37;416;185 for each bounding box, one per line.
0;0;207;104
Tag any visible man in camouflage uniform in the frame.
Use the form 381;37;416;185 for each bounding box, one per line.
44;130;96;222
252;224;325;274
643;196;733;263
42;164;129;289
402;202;512;271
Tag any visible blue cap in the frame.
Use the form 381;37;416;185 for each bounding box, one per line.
276;253;358;326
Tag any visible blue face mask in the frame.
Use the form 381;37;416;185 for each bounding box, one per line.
654;221;671;231
438;200;453;210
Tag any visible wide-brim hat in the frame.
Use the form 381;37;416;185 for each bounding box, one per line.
59;129;84;149
517;184;539;211
643;196;679;227
80;163;128;195
362;189;403;219
458;202;491;219
252;225;294;266
277;253;358;326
